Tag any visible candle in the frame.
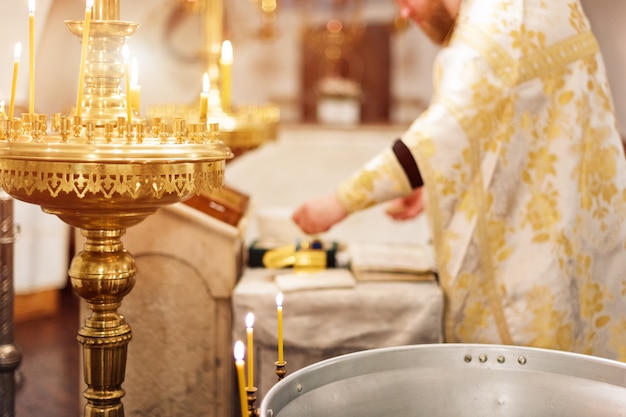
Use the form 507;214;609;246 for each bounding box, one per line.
234;341;248;417
207;66;222;113
276;292;284;363
29;0;35;115
245;312;255;389
219;39;233;113
122;45;132;122
75;0;94;117
199;72;209;121
9;43;21;120
130;57;141;114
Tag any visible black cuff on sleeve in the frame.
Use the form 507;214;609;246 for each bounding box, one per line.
392;139;423;189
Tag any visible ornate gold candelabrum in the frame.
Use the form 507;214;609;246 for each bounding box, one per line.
208;0;281;156
0;1;232;416
154;0;280;158
146;102;279;158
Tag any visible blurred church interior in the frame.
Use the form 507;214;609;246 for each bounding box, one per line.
2;0;625;416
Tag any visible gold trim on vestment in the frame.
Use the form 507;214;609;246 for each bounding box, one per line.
454;27;599;87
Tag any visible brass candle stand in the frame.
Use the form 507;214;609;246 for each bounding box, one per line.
246;387;260;417
245;361;287;417
0;1;232;416
275;360;287;381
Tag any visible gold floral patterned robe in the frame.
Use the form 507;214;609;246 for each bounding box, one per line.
336;0;626;361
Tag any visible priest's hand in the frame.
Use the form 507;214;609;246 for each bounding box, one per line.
292;193;349;234
385;188;424;221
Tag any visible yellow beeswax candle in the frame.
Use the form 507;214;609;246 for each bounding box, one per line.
234;341;248;417
122;45;132;122
276;292;284;363
9;43;21;120
75;0;94;117
219;40;233;113
29;0;35;115
245;312;255;389
130;57;141;114
199;72;209;121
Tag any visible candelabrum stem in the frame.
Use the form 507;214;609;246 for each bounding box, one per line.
70;228;137;417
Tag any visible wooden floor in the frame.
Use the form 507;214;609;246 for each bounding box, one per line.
14;284;81;417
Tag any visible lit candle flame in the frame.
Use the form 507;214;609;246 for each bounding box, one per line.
86;0;94;9
29;0;35;14
122;45;130;64
131;57;139;86
234;340;244;361
221;40;233;64
276;292;283;307
14;43;22;61
203;72;209;94
245;312;254;328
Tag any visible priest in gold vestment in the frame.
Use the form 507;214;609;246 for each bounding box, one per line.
293;0;626;361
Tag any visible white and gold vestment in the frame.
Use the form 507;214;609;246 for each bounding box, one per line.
337;0;626;361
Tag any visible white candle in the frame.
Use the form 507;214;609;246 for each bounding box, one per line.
9;43;22;120
234;341;248;417
245;312;255;389
122;45;132;122
276;292;284;363
29;0;35;115
199;72;209;121
130;57;141;114
75;0;94;117
219;40;233;113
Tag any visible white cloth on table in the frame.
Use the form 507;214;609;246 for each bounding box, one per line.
232;268;443;399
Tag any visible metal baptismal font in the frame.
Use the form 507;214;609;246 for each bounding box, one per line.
0;0;232;416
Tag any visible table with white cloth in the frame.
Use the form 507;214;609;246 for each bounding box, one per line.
232;268;444;400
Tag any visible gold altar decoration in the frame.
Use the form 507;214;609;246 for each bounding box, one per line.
0;0;232;415
304;1;365;82
249;0;279;40
152;0;280;157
